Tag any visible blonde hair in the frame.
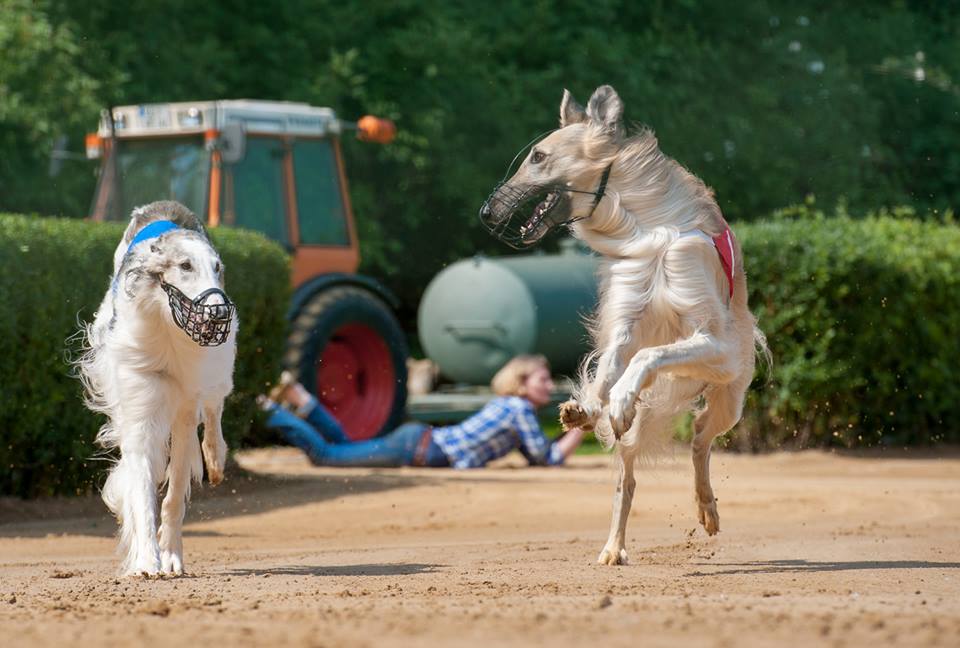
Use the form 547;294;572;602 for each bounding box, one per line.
490;354;550;397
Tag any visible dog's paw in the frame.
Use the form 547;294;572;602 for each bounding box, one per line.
697;498;720;536
202;438;227;486
160;549;184;576
597;546;629;566
559;399;599;431
606;384;637;438
206;464;225;486
127;556;162;578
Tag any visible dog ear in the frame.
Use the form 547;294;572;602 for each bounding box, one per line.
586;85;624;136
141;242;169;276
560;89;587;127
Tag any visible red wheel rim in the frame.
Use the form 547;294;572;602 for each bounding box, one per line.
316;324;396;441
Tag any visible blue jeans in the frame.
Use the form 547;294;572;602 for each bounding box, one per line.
265;399;450;468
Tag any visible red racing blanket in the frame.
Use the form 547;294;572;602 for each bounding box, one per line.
712;225;736;299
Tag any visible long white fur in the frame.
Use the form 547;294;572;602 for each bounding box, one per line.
75;201;237;576
495;86;769;566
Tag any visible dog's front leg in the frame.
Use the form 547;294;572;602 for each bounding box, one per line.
111;423;169;576
560;325;632;431
598;443;638;565
159;408;202;575
608;332;737;436
606;347;654;438
201;400;227;485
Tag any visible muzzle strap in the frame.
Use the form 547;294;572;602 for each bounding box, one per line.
585;164;612;220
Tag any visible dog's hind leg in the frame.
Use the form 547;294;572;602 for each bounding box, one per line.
159;408;202;576
691;374;750;535
201;400;227;485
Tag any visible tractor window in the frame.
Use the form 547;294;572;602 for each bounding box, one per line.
291;139;350;246
110;137;209;219
223;137;289;246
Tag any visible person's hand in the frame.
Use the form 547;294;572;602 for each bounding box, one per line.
556;425;587;458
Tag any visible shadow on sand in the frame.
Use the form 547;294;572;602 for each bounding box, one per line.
0;466;432;539
224;562;442;577
685;558;960;577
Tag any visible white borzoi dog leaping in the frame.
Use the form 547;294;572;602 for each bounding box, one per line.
76;200;238;576
480;85;769;565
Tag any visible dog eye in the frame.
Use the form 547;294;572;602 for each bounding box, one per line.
179;261;193;272
530;150;546;164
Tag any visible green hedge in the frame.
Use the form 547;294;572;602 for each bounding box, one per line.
0;215;290;497
2;206;957;495
736;205;960;449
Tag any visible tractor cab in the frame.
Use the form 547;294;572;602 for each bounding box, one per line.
88;101;406;440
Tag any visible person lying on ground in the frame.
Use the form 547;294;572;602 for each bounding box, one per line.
257;354;587;468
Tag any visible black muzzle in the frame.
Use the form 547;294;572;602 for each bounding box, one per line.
479;130;611;249
161;280;236;347
480;183;573;249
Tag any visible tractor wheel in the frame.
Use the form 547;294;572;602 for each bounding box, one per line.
284;286;408;441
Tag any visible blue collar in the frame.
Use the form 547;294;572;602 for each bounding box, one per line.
128;220;179;253
112;220;180;294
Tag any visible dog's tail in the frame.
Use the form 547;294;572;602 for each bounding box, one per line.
753;323;773;379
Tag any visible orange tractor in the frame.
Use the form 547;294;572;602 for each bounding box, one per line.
87;101;406;440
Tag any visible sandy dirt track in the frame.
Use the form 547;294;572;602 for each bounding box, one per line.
1;447;959;647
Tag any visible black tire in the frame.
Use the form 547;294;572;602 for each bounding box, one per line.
284;285;408;439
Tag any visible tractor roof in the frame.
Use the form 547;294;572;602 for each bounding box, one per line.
98;100;340;138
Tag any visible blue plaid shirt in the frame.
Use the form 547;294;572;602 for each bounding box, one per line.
430;396;564;469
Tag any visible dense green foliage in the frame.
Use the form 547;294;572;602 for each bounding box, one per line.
1;0;957;317
736;204;960;449
0;215;289;497
0;2;958;469
0;1;107;216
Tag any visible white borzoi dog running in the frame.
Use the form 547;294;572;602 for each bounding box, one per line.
480;85;769;565
76;200;238;576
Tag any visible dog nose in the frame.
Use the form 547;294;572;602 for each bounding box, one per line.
479;201;495;223
201;294;232;321
209;304;230;320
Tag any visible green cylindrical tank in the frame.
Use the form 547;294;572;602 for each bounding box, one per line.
418;240;599;384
